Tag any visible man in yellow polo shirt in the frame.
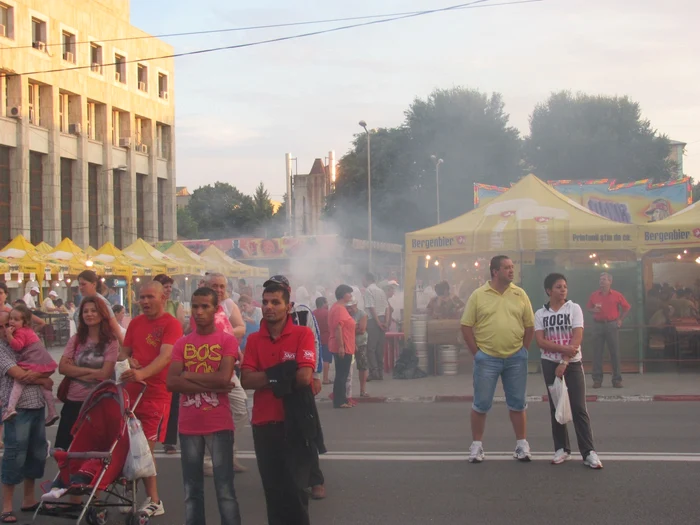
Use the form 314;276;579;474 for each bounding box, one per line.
460;255;535;463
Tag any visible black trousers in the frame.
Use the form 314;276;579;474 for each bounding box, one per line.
54;400;83;450
253;423;310;525
332;353;353;407
164;393;180;446
541;360;596;459
309;448;324;487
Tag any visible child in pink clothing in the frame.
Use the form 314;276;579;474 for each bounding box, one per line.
4;305;58;425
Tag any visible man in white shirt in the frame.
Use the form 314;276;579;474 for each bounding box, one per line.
41;291;59;313
362;273;389;380
22;287;40;310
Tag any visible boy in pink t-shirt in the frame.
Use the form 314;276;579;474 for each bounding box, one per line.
166;288;241;525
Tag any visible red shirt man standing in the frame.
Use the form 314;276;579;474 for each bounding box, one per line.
118;281;183;518
586;272;631;389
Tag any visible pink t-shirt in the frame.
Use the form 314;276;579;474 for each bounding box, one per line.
328;302;356;355
171;330;239;435
62;335;119;401
189;305;235;336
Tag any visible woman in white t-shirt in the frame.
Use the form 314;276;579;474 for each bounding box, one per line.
534;273;602;469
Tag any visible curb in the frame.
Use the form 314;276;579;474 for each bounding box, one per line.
322;394;700;403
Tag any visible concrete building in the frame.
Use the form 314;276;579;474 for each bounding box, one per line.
668;140;685;179
176;186;190;210
0;0;176;249
285;152;335;236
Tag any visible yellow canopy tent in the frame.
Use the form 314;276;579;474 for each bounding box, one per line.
35;242;53;255
0;235;63;276
122;239;184;276
200;245;253;278
0;257;8;274
92;242;145;276
47;238;96;275
404;174;638;331
86;246;97;256
638;200;700;254
163;242;206;276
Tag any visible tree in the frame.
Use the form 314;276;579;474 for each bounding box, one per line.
693;181;700;203
242;183;275;227
186;182;253;239
524;91;674;182
176;207;199;239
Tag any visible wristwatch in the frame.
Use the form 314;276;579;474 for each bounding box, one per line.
558;360;568;366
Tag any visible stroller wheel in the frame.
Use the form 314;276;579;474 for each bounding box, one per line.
86;507;109;525
126;511;150;525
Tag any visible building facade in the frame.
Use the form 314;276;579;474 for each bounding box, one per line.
286;152;335;237
0;0;176;249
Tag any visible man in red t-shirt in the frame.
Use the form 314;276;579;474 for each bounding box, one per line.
167;287;241;525
118;281;183;518
586;272;631;389
313;297;332;384
241;279;316;525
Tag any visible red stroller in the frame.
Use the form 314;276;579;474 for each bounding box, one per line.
35;380;150;525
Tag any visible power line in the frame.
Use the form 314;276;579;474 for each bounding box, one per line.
3;0;542;78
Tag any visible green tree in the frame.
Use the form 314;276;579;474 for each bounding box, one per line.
267;193;289;237
525;91;674;182
186;182;253;238
176;207;199;239
242;183;275;227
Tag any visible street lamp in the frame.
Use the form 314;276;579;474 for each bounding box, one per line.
359;120;372;272
430;155;444;224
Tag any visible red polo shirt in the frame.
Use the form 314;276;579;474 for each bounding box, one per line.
241;316;316;425
587;289;631;322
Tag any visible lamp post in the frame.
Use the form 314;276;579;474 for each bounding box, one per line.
430;155;444;224
359;120;372;272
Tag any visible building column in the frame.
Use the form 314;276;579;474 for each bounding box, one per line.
72;94;89;249
144;119;157;243
44;86;61;245
121;112;137;246
7;75;29;239
100;104;114;246
164;123;177;241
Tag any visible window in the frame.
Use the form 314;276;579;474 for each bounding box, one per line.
114;54;125;83
136;174;146;239
157;178;165;240
0;3;14;40
31;17;46;49
58;93;68;132
28;82;38;124
158;73;168;99
29;152;43;244
135;117;142;145
156;123;170;158
88;164;99;247
113;169;122;248
0;146;10;246
90;43;102;73
86;101;95;140
137;64;147;92
60;158;72;239
112;109;119;145
62;31;75;62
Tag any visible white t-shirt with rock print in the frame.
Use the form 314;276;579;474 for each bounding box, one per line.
534;300;584;363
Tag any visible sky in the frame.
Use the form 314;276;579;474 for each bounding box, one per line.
130;0;700;200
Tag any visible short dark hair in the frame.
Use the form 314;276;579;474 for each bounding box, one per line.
0;282;8;295
153;273;174;286
112;304;125;315
192;287;219;307
434;280;450;297
364;272;376;283
544;273;567;293
13;299;26;306
77;270;99;284
264;283;290;304
315;297;327;309
489;255;511;278
335;284;353;301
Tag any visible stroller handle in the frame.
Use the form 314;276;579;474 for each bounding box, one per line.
129;381;148;413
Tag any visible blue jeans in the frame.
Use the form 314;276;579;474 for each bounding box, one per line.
473;347;528;413
180;430;241;525
1;408;47;485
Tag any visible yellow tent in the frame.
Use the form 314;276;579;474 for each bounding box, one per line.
404;174;638;330
163;242;206;276
35;242;53;255
0;235;61;276
92;242;145;276
86;246;97;256
200;245;253;278
47;238;94;275
638;200;700;253
122;239;184;276
0;257;9;274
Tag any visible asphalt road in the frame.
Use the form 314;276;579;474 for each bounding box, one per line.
10;402;700;524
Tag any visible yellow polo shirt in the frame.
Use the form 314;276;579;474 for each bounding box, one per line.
460;281;535;358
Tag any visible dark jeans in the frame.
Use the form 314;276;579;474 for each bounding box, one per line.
591;321;622;383
333;353;353;407
253;423;310;525
542;360;596;459
164;393;180;446
1;408;47;485
309;449;324;487
54;400;83;450
180;430;241;525
366;318;386;377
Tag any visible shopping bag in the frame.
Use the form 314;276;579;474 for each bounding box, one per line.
548;377;573;425
123;416;156;480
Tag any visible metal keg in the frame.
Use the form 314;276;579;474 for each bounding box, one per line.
439;345;458;376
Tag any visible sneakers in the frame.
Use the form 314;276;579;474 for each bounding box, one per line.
41;487;67;501
551;448;571;465
139;497;165;517
468;441;484;463
584;451;603;469
612;381;623;389
513;440;532;462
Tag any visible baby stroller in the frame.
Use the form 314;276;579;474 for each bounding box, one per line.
35;380;150;525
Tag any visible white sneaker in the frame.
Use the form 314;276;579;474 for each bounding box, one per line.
513;440;532;462
41;487;67;501
584;451;603;469
551;448;571;465
139;497;165;517
468;441;484;463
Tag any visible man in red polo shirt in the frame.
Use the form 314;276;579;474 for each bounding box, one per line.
118;281;184;518
586;272;631;389
241;278;316;525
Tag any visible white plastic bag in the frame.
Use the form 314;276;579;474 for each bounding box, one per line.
114;359;131;383
123;416;156;480
548;377;573;425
